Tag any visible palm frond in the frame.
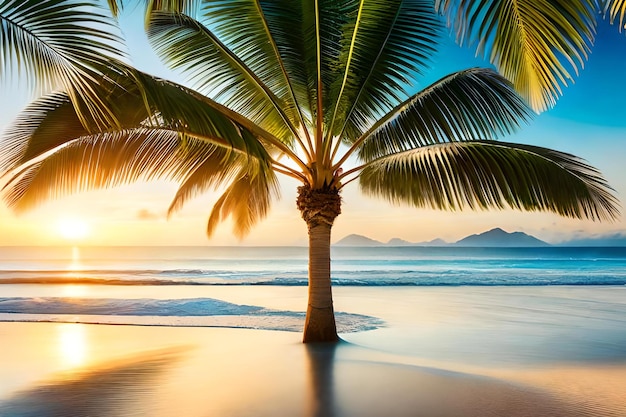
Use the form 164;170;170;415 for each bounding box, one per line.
146;0;203;15
0;67;291;178
0;71;158;174
106;0;121;16
200;0;311;134
254;0;317;122
435;0;597;112
327;0;441;140
299;0;355;136
355;68;532;162
0;92;84;174
146;10;296;146
166;147;243;216
1;129;248;213
604;0;626;29
206;163;280;239
0;0;128;128
359;140;620;221
168;142;279;217
128;69;297;162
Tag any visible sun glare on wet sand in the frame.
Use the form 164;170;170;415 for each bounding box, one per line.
57;323;88;369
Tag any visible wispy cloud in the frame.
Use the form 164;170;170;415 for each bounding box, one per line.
136;209;161;221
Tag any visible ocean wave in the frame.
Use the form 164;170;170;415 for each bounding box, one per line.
0;269;214;277
2;275;626;286
0;297;384;333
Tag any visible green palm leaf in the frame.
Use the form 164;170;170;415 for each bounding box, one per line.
326;0;441;140
128;69;299;163
0;76;153;174
435;0;597;112
359;141;619;220
253;0;317;121
354;68;532;162
260;0;354;137
166;127;280;239
0;68;284;177
146;10;296;145
0;0;127;128
147;0;203;15
336;1;441;141
199;0;311;133
307;0;355;117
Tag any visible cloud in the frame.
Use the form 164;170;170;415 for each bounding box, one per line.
136;209;161;220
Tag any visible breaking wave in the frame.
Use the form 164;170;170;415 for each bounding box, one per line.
0;297;383;333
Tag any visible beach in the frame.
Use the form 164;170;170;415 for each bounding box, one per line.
2;0;626;414
1;285;625;417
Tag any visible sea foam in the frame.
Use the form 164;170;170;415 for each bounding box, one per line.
0;297;384;333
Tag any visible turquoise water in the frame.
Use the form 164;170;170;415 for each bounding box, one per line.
1;246;625;286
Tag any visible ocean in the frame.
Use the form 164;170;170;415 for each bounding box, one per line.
2;245;626;286
1;245;626;335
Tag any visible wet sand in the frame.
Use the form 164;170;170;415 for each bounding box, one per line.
1;321;625;417
2;285;626;416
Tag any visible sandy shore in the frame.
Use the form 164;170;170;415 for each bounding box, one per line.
1;285;625;416
1;321;625;417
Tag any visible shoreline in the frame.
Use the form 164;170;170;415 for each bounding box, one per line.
1;322;625;417
1;285;625;416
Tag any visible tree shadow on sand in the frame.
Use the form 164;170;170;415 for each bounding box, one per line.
304;341;603;417
0;347;187;417
306;342;339;417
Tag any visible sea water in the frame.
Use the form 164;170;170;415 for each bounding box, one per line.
1;246;625;333
2;245;626;286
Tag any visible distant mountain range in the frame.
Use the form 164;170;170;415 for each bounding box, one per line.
455;228;549;247
334;228;626;247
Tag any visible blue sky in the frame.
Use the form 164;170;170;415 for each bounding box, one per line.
0;6;625;246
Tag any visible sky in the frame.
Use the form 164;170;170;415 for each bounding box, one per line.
0;5;625;246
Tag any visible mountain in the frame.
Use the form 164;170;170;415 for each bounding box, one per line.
334;228;548;247
333;229;626;247
334;234;383;246
417;238;448;246
454;228;549;247
386;238;413;246
336;235;450;246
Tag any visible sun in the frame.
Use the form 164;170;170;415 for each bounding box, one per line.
56;217;90;241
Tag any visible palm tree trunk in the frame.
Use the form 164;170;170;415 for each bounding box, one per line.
297;185;341;343
303;221;339;343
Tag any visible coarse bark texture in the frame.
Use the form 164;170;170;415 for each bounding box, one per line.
297;185;342;343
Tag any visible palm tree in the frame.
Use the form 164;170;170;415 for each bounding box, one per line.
0;0;620;343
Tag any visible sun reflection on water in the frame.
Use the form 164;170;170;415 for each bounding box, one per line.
62;246;88;285
57;323;88;369
68;246;82;271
